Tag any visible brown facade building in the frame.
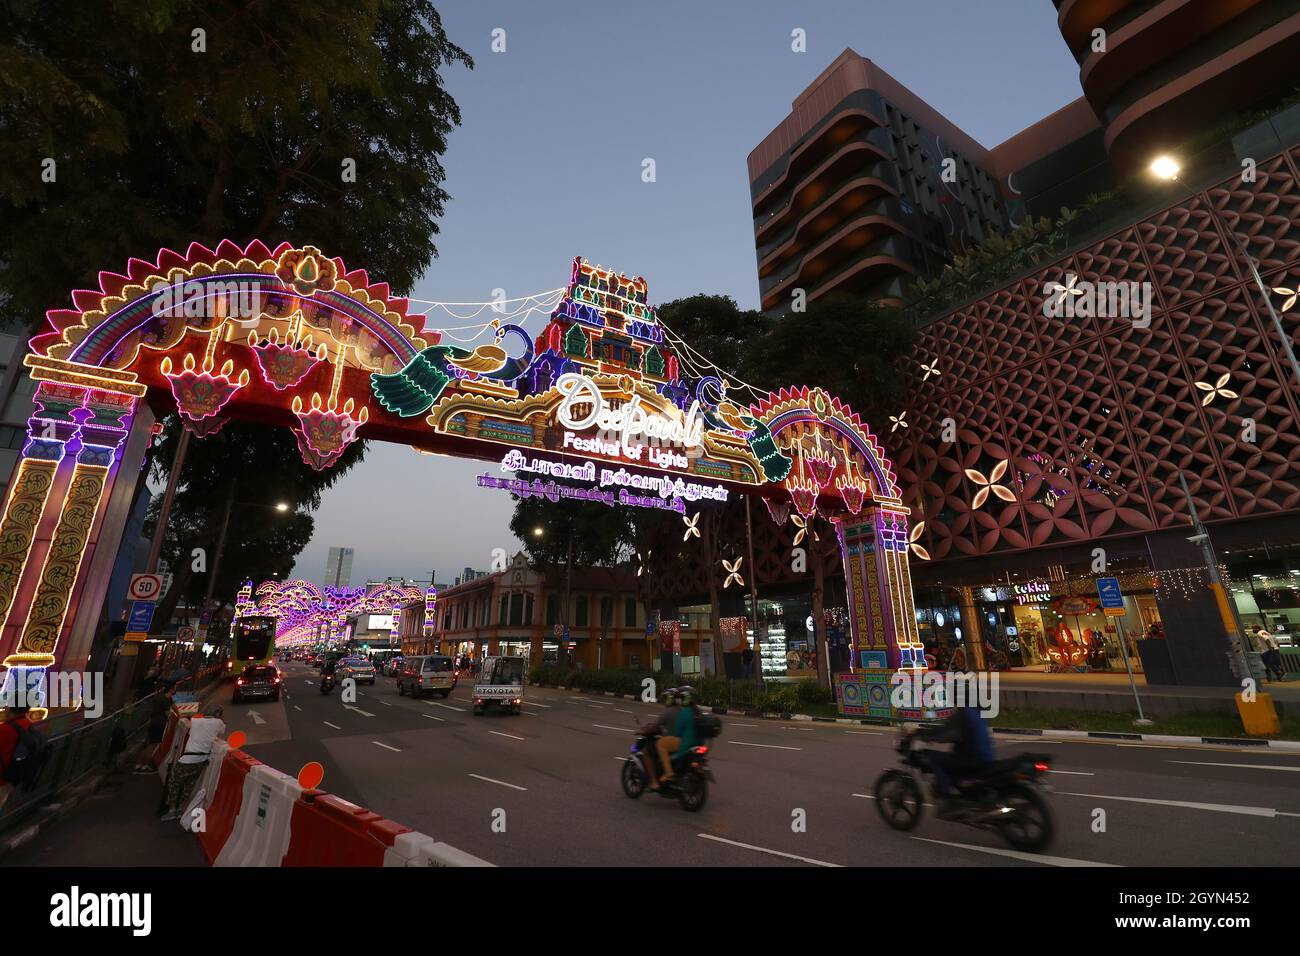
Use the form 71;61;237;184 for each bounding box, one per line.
402;552;709;671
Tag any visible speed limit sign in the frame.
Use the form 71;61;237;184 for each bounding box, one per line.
128;573;163;601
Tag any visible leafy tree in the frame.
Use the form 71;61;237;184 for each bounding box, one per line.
743;293;914;427
655;294;766;381
0;0;472;625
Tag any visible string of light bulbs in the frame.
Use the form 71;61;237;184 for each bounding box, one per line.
654;314;773;404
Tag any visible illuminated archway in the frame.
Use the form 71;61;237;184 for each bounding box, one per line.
0;241;926;720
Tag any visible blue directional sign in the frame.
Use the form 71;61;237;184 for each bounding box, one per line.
1096;577;1125;615
128;601;156;632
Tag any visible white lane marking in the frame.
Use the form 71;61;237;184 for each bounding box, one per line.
522;701;550;708
293;705;302;712
911;837;1120;868
468;773;527;791
698;834;841;867
422;714;444;722
782;727;814;732
324;721;342;730
846;731;882;736
428;701;465;712
373;741;401;752
343;705;376;717
1055;791;1279;817
378;700;392;707
489;731;526;741
1047;770;1094;776
587;705;606;710
731;741;801;751
732;723;757;728
1168;760;1300;773
615;709;634;714
853;793;934;807
304;680;315;686
592;723;630;732
246;710;266;724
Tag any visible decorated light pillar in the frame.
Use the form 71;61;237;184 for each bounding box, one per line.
0;379;145;714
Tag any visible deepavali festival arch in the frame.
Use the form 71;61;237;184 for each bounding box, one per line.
0;240;926;718
234;578;433;648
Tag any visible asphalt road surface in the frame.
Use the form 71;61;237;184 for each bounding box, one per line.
214;662;1300;867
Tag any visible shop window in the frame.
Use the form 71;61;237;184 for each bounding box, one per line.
624;598;637;628
575;596;588;627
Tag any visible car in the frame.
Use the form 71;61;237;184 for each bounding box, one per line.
233;664;283;703
397;655;457;698
338;657;376;684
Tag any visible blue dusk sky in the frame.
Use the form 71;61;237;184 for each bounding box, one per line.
288;0;1084;586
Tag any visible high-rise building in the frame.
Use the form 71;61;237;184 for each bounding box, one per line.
324;547;354;589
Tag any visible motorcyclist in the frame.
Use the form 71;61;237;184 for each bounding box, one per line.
640;687;678;789
320;656;339;688
914;703;994;803
656;684;698;788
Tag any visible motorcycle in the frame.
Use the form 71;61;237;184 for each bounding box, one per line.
873;730;1055;852
620;728;714;812
320;672;336;695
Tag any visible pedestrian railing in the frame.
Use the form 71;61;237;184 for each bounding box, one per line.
0;692;161;835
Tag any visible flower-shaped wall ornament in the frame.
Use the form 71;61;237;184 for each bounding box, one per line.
909;521;931;561
920;360;940;382
1271;282;1297;312
722;557;744;589
1194;373;1237;406
965;459;1016;509
682;513;701;541
1045;273;1084;308
791;513;818;546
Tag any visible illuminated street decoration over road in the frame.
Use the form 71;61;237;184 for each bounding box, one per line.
0;241;931;720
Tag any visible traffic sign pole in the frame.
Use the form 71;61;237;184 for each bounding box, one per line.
1096;577;1149;726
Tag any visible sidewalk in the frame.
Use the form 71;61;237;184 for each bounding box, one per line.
1;759;206;867
992;669;1298;715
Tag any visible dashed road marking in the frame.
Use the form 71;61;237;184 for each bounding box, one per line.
324;721;341;730
698;833;840;867
373;741;401;752
731;741;800;751
468;773;527;791
911;837;1120;867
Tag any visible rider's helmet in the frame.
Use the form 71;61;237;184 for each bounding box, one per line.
676;685;695;706
661;686;679;706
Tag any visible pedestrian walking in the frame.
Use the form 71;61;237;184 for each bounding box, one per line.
159;706;225;822
1254;625;1286;682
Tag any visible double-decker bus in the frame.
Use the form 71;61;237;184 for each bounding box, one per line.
227;614;277;676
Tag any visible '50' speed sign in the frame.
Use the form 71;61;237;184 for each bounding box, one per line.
128;574;163;601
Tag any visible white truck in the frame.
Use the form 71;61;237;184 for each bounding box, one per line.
472;655;527;715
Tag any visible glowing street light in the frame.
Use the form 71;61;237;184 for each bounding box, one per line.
1149;155;1180;180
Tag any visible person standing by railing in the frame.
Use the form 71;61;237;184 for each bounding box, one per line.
0;705;46;812
159;706;225;822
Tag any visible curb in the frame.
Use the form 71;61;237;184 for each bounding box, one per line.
989;726;1300;751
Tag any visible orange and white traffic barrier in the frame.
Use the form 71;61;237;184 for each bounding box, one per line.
214;762;302;867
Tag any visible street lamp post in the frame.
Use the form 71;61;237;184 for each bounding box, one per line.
1150;155;1300;391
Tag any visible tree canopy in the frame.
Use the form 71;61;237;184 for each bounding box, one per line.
0;0;472;616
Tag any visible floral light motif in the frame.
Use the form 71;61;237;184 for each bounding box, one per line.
784;446;819;517
682;513;700;541
803;430;835;488
761;497;790;527
722;556;744;589
291;344;369;471
791;513;818;546
1045;273;1084;308
889;411;908;432
965;459;1016;509
249;310;328;391
1272;282;1297;312
1194;372;1237;406
275;246;338;297
160;324;249;421
835;440;870;515
908;521;930;561
920;360;940;382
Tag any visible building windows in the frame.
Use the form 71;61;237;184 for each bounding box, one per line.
499;595;508;626
575;596;588;627
546;594;558;626
625;597;637;628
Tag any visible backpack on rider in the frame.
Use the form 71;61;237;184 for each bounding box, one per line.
4;721;51;789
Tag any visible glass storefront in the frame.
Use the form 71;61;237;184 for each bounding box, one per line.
914;561;1160;674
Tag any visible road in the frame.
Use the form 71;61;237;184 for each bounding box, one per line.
213;662;1300;867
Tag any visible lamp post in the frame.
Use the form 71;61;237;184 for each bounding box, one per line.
1150;155;1300;391
187;493;296;691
